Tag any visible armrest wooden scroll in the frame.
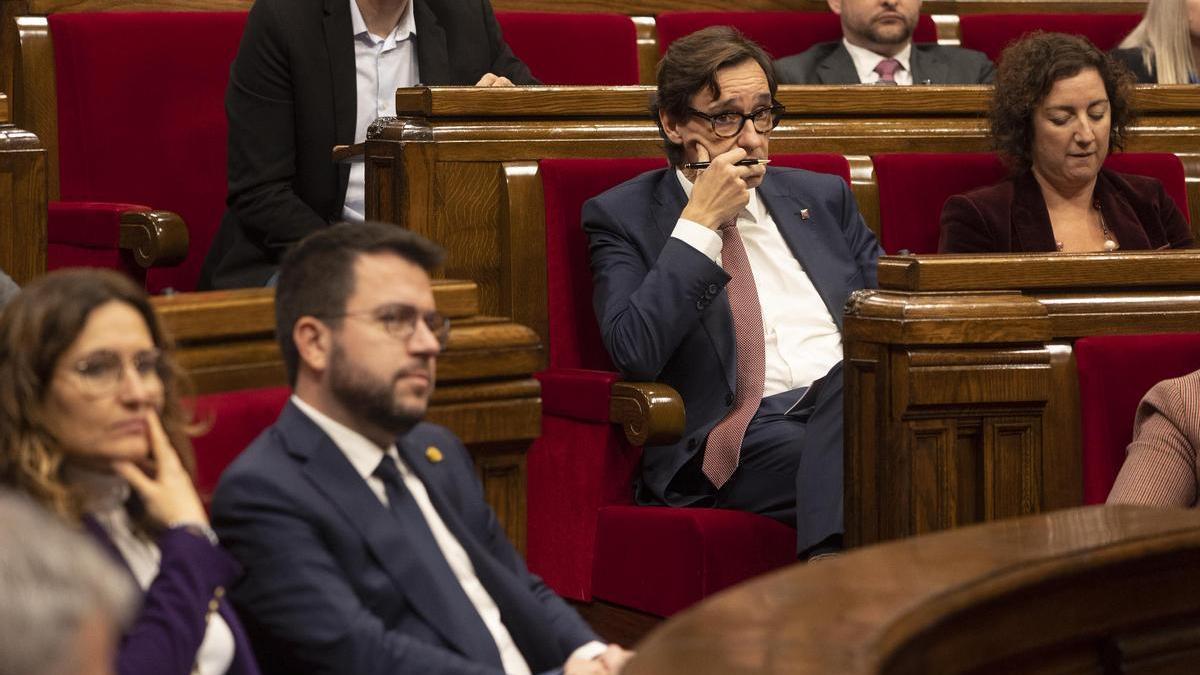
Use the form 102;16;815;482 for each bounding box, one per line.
609;381;685;447
119;210;189;268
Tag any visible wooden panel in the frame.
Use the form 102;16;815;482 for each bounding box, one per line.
0;118;44;284
627;506;1200;675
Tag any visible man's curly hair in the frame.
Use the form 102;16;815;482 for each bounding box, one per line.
990;31;1136;172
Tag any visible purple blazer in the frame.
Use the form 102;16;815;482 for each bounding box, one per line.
85;518;261;675
939;168;1194;253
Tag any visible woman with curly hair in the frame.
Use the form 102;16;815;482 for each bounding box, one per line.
0;269;260;675
939;31;1193;253
1114;0;1200;84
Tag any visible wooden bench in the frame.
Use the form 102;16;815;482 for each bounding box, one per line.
0;89;45;285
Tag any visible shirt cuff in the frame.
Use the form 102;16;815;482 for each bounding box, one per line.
569;641;608;662
670;218;722;262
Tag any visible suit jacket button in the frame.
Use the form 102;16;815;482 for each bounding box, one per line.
725;393;734;406
706;283;718;296
696;299;705;310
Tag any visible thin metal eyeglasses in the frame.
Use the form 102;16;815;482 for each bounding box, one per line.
321;303;451;348
686;103;786;138
66;348;164;395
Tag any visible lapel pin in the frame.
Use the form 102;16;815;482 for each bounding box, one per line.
425;446;444;464
800;208;810;220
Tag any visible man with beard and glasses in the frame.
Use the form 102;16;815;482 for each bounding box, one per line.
211;222;631;675
774;0;994;85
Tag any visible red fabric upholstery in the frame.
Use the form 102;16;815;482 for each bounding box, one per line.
495;12;638;85
656;11;938;58
872;152;1189;254
190;386;290;501
45;201;153;283
1075;334;1200;505
958;14;1142;63
49;12;248;293
531;156;846;613
592;506;796;617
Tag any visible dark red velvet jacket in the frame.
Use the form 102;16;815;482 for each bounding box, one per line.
938;168;1194;253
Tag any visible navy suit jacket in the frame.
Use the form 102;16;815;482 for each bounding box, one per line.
584;167;881;506
85;519;261;675
774;41;995;85
211;403;598;675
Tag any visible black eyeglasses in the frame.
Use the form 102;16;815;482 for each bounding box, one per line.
320;303;451;348
686;103;786;138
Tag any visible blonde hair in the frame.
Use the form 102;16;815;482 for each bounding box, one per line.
1120;0;1198;84
0;269;197;523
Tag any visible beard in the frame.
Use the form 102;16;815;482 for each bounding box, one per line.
866;18;914;46
328;342;428;437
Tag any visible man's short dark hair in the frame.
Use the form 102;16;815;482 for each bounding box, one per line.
275;222;445;386
651;25;778;167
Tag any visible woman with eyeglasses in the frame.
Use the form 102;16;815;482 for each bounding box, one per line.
0;269;260;675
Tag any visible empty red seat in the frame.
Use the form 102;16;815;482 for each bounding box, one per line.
1075;334;1200;504
958;14;1142;64
495;12;639;85
529;154;849;615
656;11;938;59
191;386;291;501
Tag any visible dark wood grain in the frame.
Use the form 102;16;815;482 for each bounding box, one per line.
0;119;45;284
627;505;1200;675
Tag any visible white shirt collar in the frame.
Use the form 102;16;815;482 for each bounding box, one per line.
349;0;417;46
842;38;912;83
291;394;400;482
675;168;765;225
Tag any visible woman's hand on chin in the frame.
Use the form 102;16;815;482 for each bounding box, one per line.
112;410;208;528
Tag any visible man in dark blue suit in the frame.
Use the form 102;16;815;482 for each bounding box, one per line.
585;26;881;559
212;223;629;674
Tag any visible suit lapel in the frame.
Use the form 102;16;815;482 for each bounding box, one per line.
909;46;947;85
1094;169;1152;249
817;44;863;84
759;171;848;328
1010;171;1059;251
413;0;451;84
280;405;500;667
652;170;736;393
322;0;356;146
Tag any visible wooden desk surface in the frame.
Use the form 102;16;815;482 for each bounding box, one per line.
627;505;1200;675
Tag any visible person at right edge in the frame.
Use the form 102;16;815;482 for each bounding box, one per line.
584;26;881;560
939;32;1193;253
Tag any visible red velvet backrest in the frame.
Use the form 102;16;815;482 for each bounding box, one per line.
495;12;639;85
190;386;291;499
540;154;852;370
1075;334;1200;504
958;14;1142;63
48;12;248;294
873;151;1189;254
656;12;938;58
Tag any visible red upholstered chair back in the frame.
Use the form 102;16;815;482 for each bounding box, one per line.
540;153;852;370
48;12;247;294
873;151;1189;254
1075;334;1200;504
958;14;1142;63
190;386;291;501
656;11;938;58
495;12;639;85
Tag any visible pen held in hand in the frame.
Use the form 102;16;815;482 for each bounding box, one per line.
683;158;772;170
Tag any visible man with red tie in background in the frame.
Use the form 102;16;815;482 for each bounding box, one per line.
584;27;881;559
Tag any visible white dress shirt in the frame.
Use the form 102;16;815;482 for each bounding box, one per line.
842;39;914;85
672;170;844;397
67;467;236;675
342;0;420;221
290;396;605;673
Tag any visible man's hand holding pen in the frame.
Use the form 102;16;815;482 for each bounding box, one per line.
680;145;768;230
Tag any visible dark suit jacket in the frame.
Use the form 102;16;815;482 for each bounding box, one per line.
85;519;261;675
211;403;597;675
199;0;537;289
584;167;881;506
1111;46;1157;84
774;41;995;84
939;167;1194;253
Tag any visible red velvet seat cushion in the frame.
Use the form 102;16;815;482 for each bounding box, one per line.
1075;334;1200;505
873;152;1189;254
190;386;290;500
592;505;797;617
46;201;153;283
495;12;639;85
958;14;1142;63
49;12;248;293
656;11;937;58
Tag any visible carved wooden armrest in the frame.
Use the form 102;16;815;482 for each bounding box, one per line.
119;210;189;268
609;381;685;447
